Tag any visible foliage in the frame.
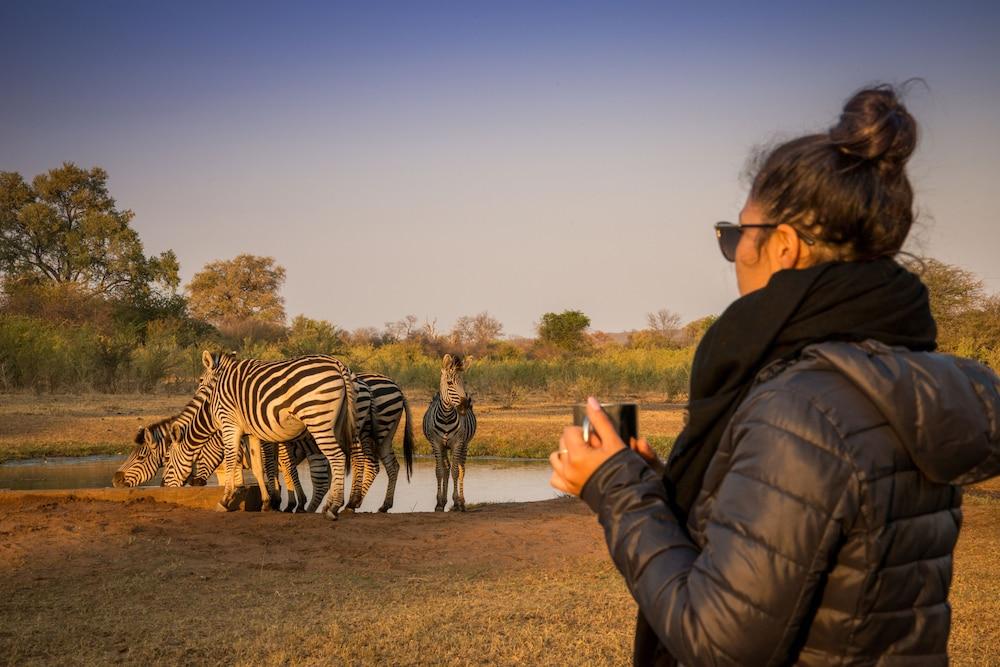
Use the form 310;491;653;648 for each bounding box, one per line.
908;257;1000;368
282;316;344;356
537;310;591;351
186;254;287;327
0;164;178;302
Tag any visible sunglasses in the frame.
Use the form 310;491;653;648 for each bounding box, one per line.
714;221;816;262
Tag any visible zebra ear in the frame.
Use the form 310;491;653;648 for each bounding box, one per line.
170;423;184;443
442;354;453;369
143;428;155;447
202;350;214;370
462;355;473;370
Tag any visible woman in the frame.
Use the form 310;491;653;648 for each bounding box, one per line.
550;85;1000;666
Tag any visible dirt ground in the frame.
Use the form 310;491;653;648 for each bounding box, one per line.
1;492;998;666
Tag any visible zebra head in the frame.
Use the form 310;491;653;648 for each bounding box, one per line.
112;427;168;487
440;353;471;414
199;349;237;388
161;380;219;486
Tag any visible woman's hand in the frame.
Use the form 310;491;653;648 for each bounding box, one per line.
631;436;666;475
549;396;627;497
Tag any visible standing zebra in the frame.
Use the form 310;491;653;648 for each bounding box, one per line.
197;351;356;518
348;372;415;512
422;354;477;512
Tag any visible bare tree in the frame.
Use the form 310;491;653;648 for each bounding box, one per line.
646;309;682;335
451;311;504;353
383;314;419;342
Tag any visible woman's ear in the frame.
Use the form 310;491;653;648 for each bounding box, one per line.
773;224;804;270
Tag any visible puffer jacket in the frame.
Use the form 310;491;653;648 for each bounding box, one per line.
581;340;1000;666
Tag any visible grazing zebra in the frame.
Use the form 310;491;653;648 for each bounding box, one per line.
162;429;330;512
348;372;415;512
165;371;370;513
196;351;356;518
111;384;248;489
422;354;477;512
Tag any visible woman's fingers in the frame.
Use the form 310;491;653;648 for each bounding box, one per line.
585;396;624;451
633;437;656;462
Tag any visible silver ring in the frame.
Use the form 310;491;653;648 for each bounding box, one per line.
582;416;593;444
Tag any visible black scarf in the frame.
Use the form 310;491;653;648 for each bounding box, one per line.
634;258;937;667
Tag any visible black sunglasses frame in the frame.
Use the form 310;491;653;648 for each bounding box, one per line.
714;221;816;262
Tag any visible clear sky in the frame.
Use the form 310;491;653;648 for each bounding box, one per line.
2;1;999;336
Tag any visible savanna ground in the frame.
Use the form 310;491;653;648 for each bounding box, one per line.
0;394;997;665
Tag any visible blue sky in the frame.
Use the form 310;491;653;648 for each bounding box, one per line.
2;1;999;336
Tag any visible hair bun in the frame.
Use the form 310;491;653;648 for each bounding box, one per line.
829;85;917;174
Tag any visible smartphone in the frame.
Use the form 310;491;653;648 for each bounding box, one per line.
572;402;638;444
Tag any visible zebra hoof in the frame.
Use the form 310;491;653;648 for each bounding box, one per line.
323;510;339;521
434;505;445;512
215;501;232;512
191;478;207;487
378;505;390;513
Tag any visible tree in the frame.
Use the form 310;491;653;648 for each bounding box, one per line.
0;163;178;300
906;258;985;328
451;311;503;353
383;315;419;342
646;309;682;335
186;254;286;327
537;310;591;351
283;316;344;356
682;315;718;346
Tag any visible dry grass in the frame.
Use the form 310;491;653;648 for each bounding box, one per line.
0;393;685;463
0;494;996;665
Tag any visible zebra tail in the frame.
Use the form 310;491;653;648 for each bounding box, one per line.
402;393;414;482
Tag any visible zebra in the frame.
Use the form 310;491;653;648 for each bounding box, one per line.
162;429;331;512
196;351;356;519
348;372;415;513
111;384;248;489
422;354;476;512
164;368;370;513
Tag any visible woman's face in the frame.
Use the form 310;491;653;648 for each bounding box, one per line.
734;200;778;295
734;199;810;296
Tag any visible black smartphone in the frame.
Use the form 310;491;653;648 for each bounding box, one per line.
572;402;638;444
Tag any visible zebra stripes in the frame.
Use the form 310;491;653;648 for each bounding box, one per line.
422;354;477;512
197;351;356;518
114;353;445;516
349;372;415;513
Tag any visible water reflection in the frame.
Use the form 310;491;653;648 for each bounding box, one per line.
0;456;560;513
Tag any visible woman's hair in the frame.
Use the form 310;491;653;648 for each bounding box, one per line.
749;83;919;261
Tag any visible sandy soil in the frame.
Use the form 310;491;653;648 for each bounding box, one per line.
0;493;997;666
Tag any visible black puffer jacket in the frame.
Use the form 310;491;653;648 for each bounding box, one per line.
582;340;1000;666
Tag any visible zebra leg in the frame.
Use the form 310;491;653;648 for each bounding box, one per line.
377;437;400;513
247;436;275;512
434;442;450;512
265;441;284;511
277;444;304;513
346;435;365;510
309;427;347;519
451;441;468;512
217;425;244;511
358;434;380;504
305;453;331;513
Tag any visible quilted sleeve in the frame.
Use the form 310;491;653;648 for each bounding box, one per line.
581;390;859;666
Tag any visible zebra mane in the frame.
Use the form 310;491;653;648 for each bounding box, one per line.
134;415;177;445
